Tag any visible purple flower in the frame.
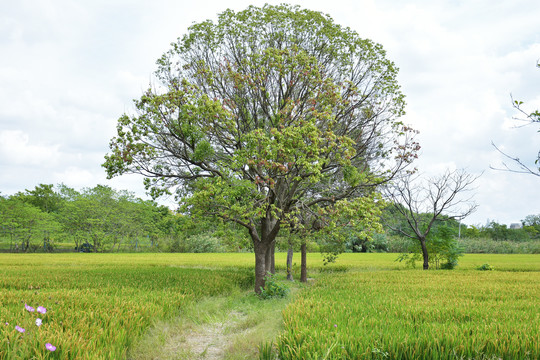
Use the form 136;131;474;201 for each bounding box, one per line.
15;325;25;333
37;306;47;314
45;343;56;351
4;322;8;326
334;324;338;328
24;304;35;312
36;318;42;326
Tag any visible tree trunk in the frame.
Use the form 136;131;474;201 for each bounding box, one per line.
420;238;429;270
254;241;268;294
22;235;31;252
286;244;294;281
251;215;281;293
265;240;276;274
270;240;275;274
300;242;307;282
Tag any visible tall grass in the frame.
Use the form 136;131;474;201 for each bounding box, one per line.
458;237;540;254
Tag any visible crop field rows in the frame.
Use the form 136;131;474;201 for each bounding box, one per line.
0;253;538;359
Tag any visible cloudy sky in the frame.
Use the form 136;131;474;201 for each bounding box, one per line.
1;0;539;226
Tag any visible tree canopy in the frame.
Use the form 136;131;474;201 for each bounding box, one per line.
103;4;418;292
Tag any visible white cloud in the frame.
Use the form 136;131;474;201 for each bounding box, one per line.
0;130;61;166
52;167;96;189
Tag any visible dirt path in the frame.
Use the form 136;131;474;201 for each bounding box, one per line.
181;311;246;360
129;288;296;360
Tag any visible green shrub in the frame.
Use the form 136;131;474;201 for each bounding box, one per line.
440;259;458;269
169;237;182;252
477;263;494;271
184;233;225;253
258;274;288;300
370;233;390;252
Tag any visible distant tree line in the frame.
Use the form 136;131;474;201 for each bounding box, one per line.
462;216;540;241
1;183;538;255
0;184;249;253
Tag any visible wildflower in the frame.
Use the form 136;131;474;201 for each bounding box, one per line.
15;325;25;333
36;318;42;326
45;343;56;351
24;304;35;312
334;324;338;328
37;306;47;314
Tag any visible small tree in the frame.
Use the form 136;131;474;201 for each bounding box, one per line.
397;225;463;269
385;169;479;270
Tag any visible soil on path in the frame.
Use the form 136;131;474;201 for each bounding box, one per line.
179;311;246;360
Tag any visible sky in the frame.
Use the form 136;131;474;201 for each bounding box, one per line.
1;0;539;226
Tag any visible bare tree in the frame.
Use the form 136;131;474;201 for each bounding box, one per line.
385;169;479;270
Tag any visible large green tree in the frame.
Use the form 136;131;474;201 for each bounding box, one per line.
103;4;418;292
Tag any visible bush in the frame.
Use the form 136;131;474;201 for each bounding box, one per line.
184;233;225;253
440;259;458;270
345;233;389;253
396;226;463;269
477;263;494;271
167;233;226;253
169;237;182;253
258;274;288;300
429;234;463;269
370;233;390;252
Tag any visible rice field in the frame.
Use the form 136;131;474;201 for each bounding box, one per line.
0;253;538;359
0;254;253;359
276;257;540;359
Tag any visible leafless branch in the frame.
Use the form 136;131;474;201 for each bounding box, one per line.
490;141;540;178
